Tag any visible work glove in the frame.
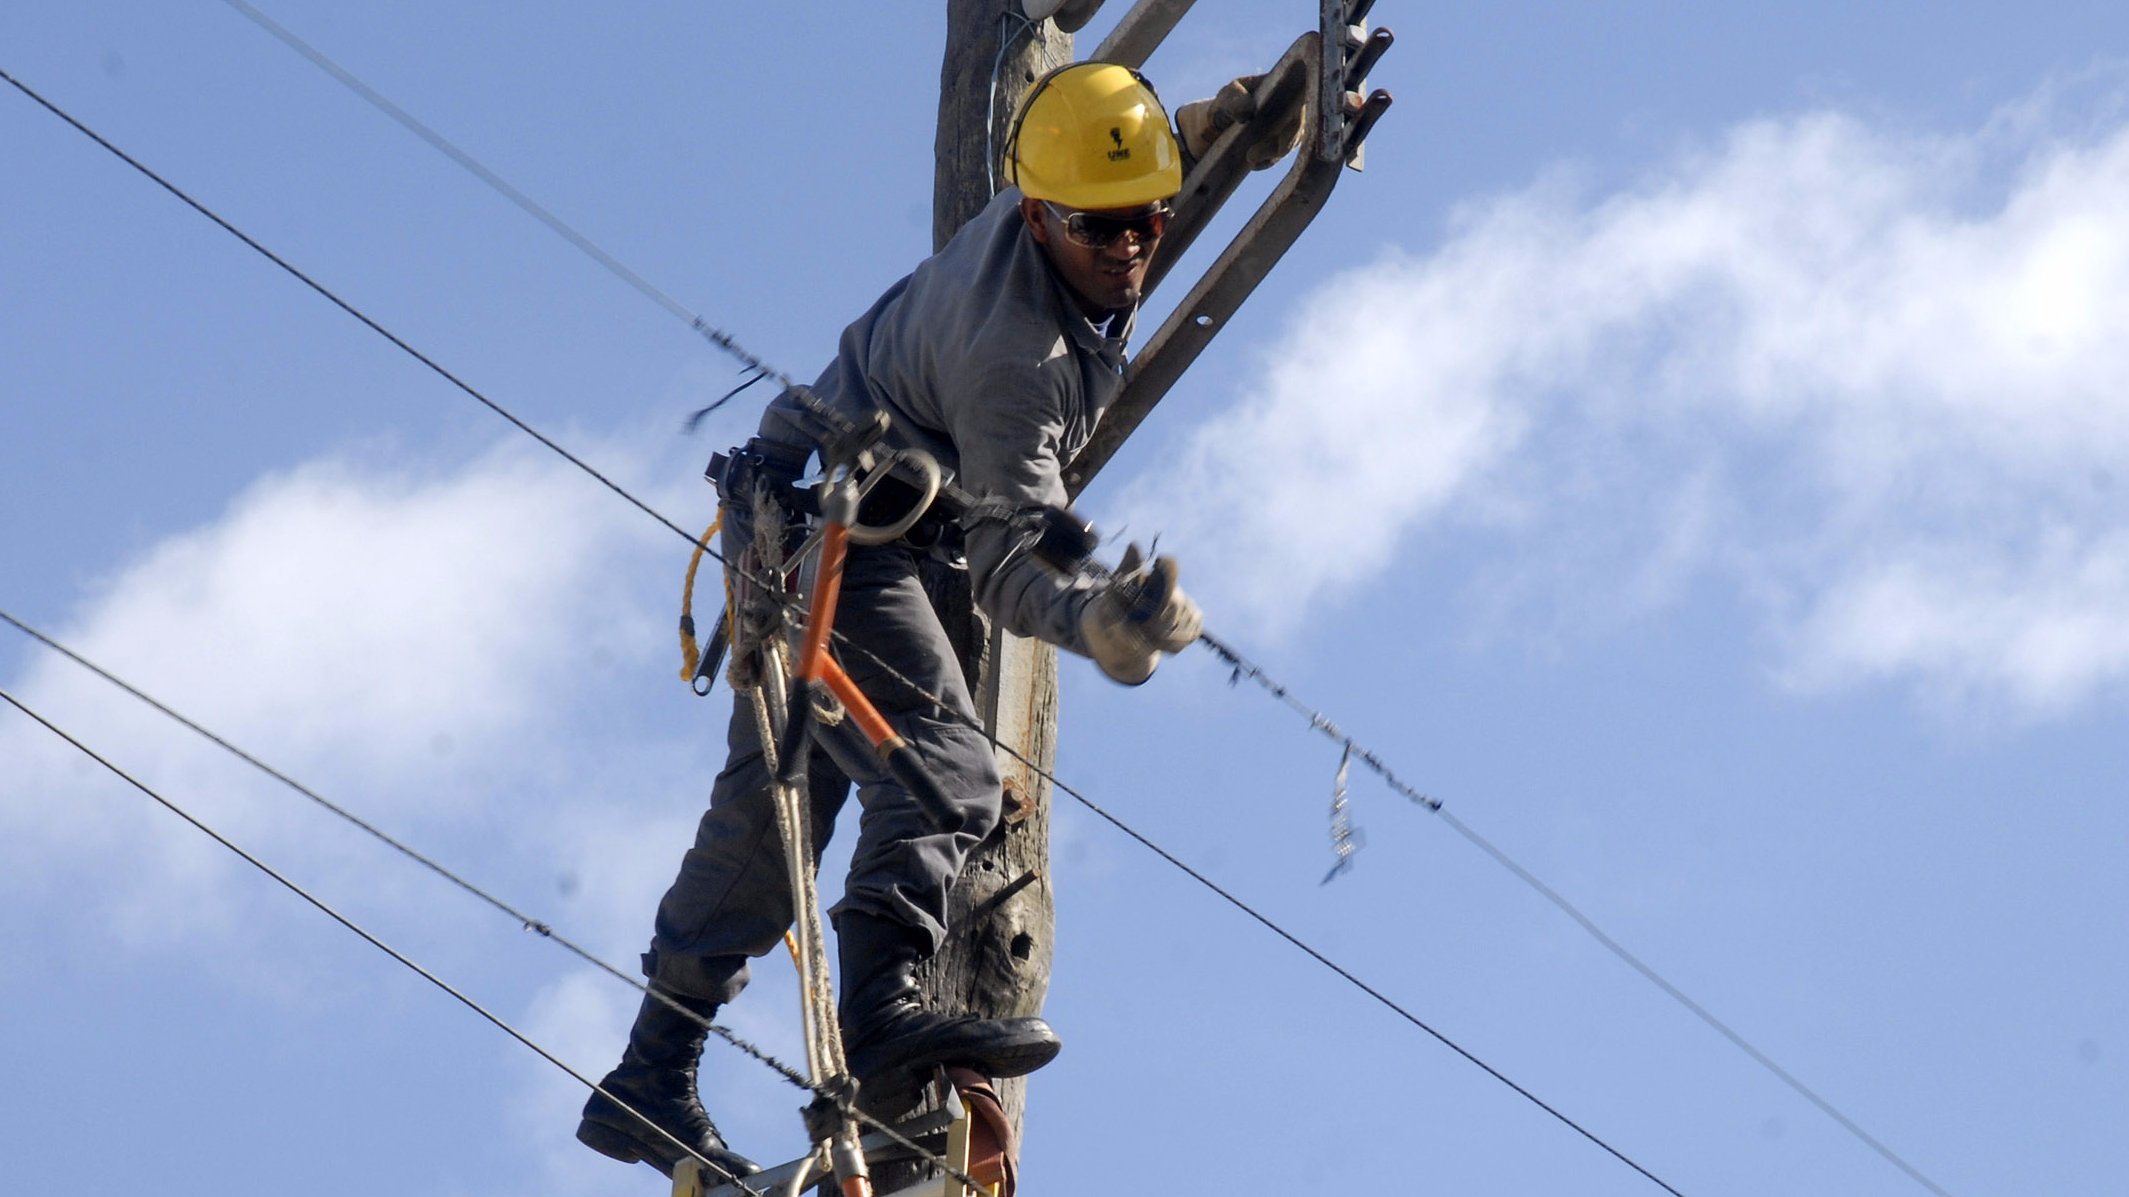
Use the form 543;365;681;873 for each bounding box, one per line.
1079;544;1203;686
1175;74;1305;171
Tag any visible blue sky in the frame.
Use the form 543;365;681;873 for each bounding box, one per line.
4;3;2126;1195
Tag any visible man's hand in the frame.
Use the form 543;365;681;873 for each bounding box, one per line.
1175;74;1305;171
1080;544;1204;685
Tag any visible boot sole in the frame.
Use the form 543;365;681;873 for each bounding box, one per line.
956;1036;1061;1079
858;1034;1063;1098
578;1115;760;1183
575;1119;656;1170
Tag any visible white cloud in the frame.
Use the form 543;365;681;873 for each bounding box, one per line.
1782;529;2129;714
0;435;681;935
1120;80;2129;713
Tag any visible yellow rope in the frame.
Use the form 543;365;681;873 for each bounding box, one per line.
678;507;723;682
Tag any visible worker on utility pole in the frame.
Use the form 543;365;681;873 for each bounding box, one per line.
575;63;1214;1182
583;62;1200;1175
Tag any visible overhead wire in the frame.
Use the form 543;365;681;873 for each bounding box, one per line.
1200;637;1957;1197
0;612;993;1197
0;603;1683;1196
996;703;1690;1195
211;0;814;395
0;682;770;1197
0;608;810;1094
214;0;715;344
0;64;702;550
2;50;1954;1197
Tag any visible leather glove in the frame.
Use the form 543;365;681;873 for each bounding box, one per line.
1079;544;1204;686
1175;74;1305;170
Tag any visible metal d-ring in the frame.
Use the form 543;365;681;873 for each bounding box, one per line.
845;447;943;546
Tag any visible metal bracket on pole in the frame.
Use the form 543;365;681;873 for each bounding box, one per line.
1320;0;1394;167
1089;0;1199;68
1063;26;1393;497
687;1108;965;1197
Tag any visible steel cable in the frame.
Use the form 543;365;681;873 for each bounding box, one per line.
0;606;812;1094
0;682;770;1197
0;621;995;1196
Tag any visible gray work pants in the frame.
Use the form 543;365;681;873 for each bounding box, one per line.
642;511;1003;1006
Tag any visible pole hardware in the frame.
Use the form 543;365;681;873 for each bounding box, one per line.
687;1079;1002;1197
1021;0;1105;33
1321;0;1395;168
1089;0;1198;67
1064;18;1396;496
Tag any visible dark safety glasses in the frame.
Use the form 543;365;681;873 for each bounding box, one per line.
1043;201;1172;249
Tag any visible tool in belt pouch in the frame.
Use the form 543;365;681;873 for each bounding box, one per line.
706;436;944;547
691;441;809;693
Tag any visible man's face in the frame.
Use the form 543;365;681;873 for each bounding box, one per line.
1022;198;1171;316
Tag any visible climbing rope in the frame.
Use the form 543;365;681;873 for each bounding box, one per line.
739;500;850;1084
705;485;889;1195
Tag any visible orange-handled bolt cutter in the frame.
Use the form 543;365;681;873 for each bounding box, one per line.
770;436;964;836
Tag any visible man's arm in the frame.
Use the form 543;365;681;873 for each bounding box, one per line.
947;360;1103;655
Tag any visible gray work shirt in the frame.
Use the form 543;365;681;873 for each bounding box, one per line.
759;187;1131;655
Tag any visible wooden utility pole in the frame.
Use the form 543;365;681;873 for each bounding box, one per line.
889;4;1383;1189
892;2;1073;1190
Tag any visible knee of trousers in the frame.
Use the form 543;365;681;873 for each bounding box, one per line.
834;721;1006;944
834;713;1004;845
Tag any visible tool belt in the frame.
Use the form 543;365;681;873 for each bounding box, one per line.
706;437;962;553
691;436;966;697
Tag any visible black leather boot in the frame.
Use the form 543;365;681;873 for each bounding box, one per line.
837;911;1062;1096
576;988;761;1182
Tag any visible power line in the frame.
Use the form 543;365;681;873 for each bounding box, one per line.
212;0;810;390
0;607;810;1093
0;62;700;548
0;642;1003;1197
1026;725;1689;1195
1200;635;1959;1197
2;61;1936;1196
4;593;1674;1192
0;682;770;1196
0;601;1685;1194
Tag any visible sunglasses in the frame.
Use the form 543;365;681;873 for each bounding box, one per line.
1043;201;1172;249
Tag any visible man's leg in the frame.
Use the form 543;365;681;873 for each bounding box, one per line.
814;543;1062;1102
577;684;848;1179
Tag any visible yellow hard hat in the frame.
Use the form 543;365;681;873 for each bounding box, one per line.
1003;63;1183;210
